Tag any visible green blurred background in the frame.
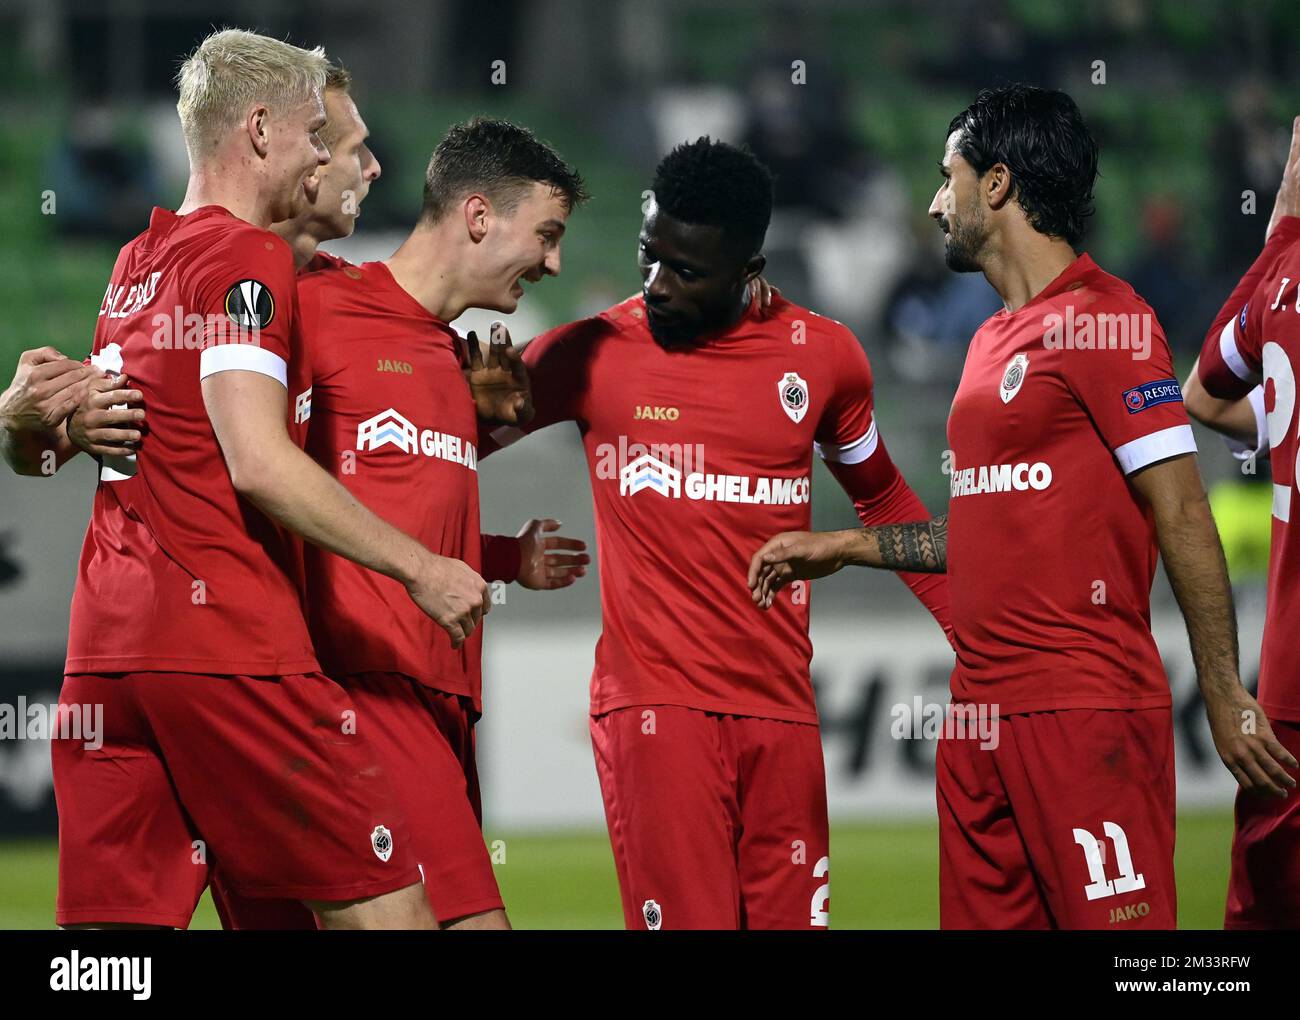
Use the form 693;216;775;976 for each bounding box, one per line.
1;0;1294;929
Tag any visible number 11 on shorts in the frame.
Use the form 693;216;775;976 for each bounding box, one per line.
1072;821;1146;901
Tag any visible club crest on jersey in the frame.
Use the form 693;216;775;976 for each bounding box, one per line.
1000;353;1029;404
370;824;393;862
642;899;663;930
224;279;275;330
778;372;809;423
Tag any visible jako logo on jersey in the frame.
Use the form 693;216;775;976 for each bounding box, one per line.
370;825;393;862
377;358;413;374
1108;902;1151;924
356;408;477;469
634;405;679;421
224;279;275;330
1000;353;1029;404
1122;378;1182;414
642;899;663;930
950;461;1052;497
294;388;312;424
778;372;810;423
620;453;810;505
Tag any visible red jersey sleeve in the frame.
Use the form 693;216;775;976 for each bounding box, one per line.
1198;217;1300;400
480;533;522;583
190;227;299;387
813;327;876;462
479;317;601;457
815;328;953;640
1062;300;1197;475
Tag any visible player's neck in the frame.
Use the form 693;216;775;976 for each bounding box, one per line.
176;168;276;230
981;228;1078;314
384;225;472;322
273;224;321;270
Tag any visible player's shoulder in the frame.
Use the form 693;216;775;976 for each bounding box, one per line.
302;250;355;275
534;295;638;349
765;293;866;355
596;293;651;332
296;260;358;298
178;208;295;280
1069;254;1157;318
1260;234;1300;301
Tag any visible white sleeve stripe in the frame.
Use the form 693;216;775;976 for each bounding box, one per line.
1219;317;1258;384
490;425;527;449
1114;424;1198;475
198;344;287;387
814;419;878;465
1273;483;1291;523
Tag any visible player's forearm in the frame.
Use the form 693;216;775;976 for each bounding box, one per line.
0;420;73;476
1183;366;1260;444
832;456;952;626
475;420;522;461
234;441;428;587
833;516;949;574
1155;496;1241;699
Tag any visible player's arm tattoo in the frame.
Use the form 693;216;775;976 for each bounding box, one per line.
866;514;947;573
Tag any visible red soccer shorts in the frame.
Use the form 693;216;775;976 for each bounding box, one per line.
937;706;1176;930
590;705;830;930
1225;719;1300;929
53;672;420;928
212;672;501;928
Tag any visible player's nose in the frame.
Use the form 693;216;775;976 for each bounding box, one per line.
928;188;944;220
543;244;561;277
364;146;381;182
643;261;669;300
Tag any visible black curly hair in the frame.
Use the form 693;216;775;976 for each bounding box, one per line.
421;117;588;223
947;85;1098;246
650;137;774;257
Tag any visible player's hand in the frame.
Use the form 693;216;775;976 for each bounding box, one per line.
463;322;535;426
67;374;145;457
516;518;589;591
748;530;850;610
0;347;98;434
1204;685;1298;798
405;553;492;648
749;276;780;318
1267;115;1300;240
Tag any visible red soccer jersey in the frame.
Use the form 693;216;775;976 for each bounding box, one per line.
486;293;915;724
295;261;486;707
1198;216;1300;723
66;205;317;676
946;253;1196;713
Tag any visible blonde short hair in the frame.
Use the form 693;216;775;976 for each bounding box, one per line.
176;28;329;157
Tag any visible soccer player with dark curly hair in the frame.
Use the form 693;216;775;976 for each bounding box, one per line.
482;137;952;929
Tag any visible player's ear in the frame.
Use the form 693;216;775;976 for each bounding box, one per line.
463;194;490;243
985;162;1014;211
247;104;272;158
743;253;766;284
